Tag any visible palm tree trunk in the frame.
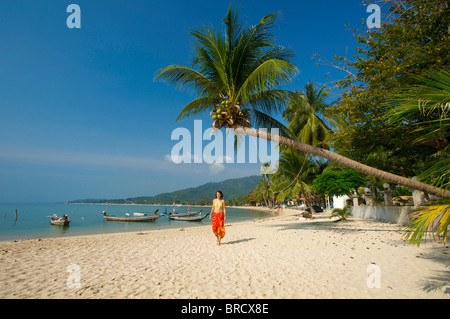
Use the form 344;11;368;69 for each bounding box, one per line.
302;192;316;214
241;127;450;199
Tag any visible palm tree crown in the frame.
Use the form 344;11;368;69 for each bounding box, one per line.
283;81;337;148
155;5;298;131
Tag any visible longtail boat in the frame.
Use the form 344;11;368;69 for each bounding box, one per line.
169;213;209;222
50;215;71;226
102;209;160;222
158;210;201;217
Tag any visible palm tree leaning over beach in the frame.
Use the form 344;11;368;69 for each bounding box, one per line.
154;5;450;199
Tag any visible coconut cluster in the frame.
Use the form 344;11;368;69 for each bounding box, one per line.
210;100;251;129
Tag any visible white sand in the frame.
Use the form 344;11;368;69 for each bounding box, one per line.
0;209;448;299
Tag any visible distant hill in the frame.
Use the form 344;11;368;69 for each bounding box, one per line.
69;175;261;205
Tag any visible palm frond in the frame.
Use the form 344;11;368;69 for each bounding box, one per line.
402;199;450;247
330;205;352;220
230;11;286;88
190;26;229;89
238;59;297;100
283;83;335;147
386;70;450;192
223;4;244;51
177;96;219;121
191;45;227;93
418;146;450;191
154;65;220;96
250;109;294;139
387;70;450;143
246;89;296;115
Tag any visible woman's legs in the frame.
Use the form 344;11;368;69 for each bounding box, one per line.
212;212;225;245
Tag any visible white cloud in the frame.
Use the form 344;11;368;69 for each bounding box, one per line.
209;162;225;174
164;154;172;162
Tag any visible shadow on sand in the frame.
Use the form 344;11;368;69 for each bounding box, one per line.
223;238;256;245
269;215;450;295
266;217;401;234
419;246;450;295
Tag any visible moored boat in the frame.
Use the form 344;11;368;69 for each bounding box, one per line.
159;210;201;218
50;214;70;226
169;212;210;222
102;209;160;222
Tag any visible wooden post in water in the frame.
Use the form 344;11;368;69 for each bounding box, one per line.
15;209;18;221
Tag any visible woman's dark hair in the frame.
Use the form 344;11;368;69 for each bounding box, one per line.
216;190;224;199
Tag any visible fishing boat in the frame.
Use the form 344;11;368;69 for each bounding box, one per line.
169;213;210;222
50;214;70;226
158;210;201;218
102;209;160;222
103;215;160;222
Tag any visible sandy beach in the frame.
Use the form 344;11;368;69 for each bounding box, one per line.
0;208;448;299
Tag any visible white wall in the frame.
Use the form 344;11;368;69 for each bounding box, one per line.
333;195;350;209
349;206;412;225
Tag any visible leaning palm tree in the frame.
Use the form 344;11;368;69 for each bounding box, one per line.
154;5;450;199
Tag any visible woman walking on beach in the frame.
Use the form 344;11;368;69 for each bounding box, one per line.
210;191;226;245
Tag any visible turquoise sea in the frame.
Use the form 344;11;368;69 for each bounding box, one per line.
0;203;271;241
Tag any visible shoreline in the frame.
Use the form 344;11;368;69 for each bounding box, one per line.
0;208;448;298
0;204;276;243
67;202;278;209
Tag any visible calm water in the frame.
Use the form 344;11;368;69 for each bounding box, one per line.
0;203;271;241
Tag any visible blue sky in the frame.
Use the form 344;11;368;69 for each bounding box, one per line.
0;0;370;203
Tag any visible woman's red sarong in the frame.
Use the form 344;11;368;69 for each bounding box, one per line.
212;212;225;238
